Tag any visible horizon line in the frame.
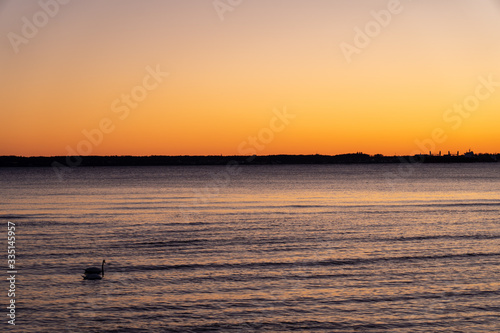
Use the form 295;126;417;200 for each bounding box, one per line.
2;151;500;158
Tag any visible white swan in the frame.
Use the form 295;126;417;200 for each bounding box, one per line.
83;260;105;280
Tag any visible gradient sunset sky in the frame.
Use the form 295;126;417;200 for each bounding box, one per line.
1;0;499;156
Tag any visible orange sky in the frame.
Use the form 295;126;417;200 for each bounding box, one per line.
1;0;500;156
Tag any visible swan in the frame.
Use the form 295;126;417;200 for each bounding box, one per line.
83;260;105;280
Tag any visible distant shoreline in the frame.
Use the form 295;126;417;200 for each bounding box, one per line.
0;153;498;167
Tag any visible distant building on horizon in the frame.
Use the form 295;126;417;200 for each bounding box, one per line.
464;150;475;158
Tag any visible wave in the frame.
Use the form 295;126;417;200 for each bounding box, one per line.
108;233;500;251
353;233;500;244
0;214;32;219
113;252;500;273
151;308;500;333
391;234;500;241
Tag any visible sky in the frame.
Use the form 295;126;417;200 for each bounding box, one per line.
1;0;500;156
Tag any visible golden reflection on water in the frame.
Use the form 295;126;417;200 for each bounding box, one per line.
3;164;500;331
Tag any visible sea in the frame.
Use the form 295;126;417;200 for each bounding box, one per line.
1;163;499;332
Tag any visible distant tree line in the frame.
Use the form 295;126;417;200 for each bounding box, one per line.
0;153;498;168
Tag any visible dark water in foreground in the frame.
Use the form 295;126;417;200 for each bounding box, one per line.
1;164;500;332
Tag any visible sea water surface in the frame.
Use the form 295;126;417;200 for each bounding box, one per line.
1;164;500;332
